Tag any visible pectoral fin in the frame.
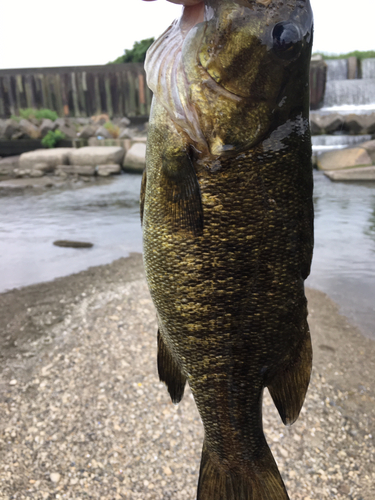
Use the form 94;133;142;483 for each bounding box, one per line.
157;329;187;404
160;149;203;237
267;333;312;426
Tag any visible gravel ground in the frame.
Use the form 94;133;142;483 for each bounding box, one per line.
0;253;374;500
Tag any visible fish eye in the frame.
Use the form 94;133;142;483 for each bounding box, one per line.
272;22;302;60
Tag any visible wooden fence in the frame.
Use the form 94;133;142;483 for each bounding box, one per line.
0;64;153;119
0;59;344;118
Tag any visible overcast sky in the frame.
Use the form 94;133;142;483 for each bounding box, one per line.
0;0;373;69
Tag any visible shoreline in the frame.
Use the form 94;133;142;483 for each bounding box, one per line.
0;255;374;499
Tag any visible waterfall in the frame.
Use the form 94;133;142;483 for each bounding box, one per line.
312;134;372;149
314;57;375;130
326;59;348;81
362;58;375;79
323;79;375;108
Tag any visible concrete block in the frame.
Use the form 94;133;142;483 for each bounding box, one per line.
97;164;121;177
56;165;96;176
123;143;146;173
324;166;375;181
19;148;72;170
68;146;125;166
317;147;372;171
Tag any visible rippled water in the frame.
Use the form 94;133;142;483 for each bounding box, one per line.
0;174;143;292
307;171;375;340
1;170;374;340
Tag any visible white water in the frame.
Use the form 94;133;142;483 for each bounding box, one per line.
312;135;371;146
325;59;348;81
311;134;372;153
319;103;375;114
323;79;375;108
362;58;375;79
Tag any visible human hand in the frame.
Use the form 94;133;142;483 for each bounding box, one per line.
142;0;202;5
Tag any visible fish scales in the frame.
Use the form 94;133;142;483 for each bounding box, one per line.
142;1;314;499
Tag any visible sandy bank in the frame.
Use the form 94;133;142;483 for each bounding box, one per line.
0;254;374;499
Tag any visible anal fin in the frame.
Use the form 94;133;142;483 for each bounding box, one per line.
267;333;312;426
157;329;186;404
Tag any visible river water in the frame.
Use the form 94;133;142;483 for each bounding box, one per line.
307;171;375;340
1;171;374;340
0;175;143;292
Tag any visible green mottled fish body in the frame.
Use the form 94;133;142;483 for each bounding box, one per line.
142;1;314;499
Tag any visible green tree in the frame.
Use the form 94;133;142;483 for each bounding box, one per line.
110;38;155;64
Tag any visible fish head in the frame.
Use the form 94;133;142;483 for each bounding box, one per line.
145;0;313;157
183;0;313;155
199;0;312;95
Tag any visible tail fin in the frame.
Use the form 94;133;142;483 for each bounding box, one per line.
197;440;289;500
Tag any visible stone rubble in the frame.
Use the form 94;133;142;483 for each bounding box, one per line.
0;141;146;185
310;111;375;136
0;116;148;180
0;116;147;143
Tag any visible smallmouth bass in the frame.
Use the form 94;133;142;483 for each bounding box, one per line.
141;1;314;499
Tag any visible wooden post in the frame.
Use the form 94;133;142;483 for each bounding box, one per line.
139;73;146;116
54;74;64;117
71;72;80;117
105;75;113;118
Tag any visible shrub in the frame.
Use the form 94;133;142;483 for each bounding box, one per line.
13;108;59;122
104;121;120;138
41;130;66;148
